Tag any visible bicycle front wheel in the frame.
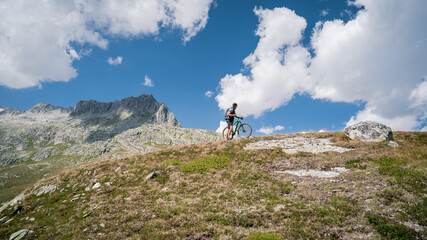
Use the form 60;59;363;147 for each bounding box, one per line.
237;123;252;138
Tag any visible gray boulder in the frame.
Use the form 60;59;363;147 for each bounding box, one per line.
9;229;29;240
344;121;393;142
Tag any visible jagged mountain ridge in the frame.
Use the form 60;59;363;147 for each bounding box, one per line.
70;94;179;127
0;94;220;203
1;94;180;127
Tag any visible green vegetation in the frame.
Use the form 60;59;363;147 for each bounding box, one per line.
372;156;427;195
165;159;182;166
27;137;34;148
0;153;83;203
366;212;419;239
407;197;427;226
345;158;367;169
181;155;231;173
246;232;283;240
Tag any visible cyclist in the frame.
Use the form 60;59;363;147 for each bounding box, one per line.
225;102;242;140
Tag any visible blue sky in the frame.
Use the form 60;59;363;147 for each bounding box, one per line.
0;0;426;133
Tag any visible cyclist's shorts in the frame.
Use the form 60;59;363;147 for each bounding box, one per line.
226;120;233;127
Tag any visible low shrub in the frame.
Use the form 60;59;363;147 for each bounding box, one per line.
365;212;419;239
246;232;283;240
181;155;230;173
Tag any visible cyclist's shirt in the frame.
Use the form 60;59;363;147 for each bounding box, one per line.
225;107;235;123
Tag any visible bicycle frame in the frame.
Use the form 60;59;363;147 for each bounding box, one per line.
230;118;241;136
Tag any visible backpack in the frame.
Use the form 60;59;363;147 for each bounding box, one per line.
224;107;232;120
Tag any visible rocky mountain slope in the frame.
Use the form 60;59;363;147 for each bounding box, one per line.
0;94;221;202
0;131;425;239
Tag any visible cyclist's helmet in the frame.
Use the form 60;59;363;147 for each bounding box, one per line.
232;102;238;106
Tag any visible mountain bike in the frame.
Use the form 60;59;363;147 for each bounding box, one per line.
222;117;252;140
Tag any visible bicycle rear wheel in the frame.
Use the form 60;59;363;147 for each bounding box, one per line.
222;127;229;140
237;123;252;138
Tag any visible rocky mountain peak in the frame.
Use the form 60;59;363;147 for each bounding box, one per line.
26;102;56;114
70;94;159;117
156;103;180;127
0;106;21;116
69;94;180;127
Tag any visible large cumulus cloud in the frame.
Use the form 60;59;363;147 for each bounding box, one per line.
0;0;213;89
216;0;427;130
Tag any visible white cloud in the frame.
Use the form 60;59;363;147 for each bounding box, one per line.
216;121;228;133
215;7;310;117
274;125;284;131
256;125;285;135
410;81;427;110
167;0;214;43
205;90;214;97
216;1;427;130
144;75;154;87
320;9;329;17
68;49;80;60
107;56;123;65
309;0;427;130
0;0;214;89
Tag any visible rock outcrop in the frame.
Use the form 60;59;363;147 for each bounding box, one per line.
344;121;393;142
0;106;21;116
70;94;180;128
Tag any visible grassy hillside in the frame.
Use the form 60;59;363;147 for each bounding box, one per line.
0;125;221;203
0;132;426;239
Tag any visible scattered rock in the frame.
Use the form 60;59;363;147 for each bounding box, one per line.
145;171;158;180
0;193;25;213
34;185;57;196
388;141;399;148
403;221;425;233
274;204;286;212
275;167;349;178
92;182;101;189
344;121;393;142
9;229;29;240
244;137;352;154
100;223;105;228
85;187;90;191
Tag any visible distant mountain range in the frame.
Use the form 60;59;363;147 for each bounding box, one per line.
0;94;220;202
1;94;180;127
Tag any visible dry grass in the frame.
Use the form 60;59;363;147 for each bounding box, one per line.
0;132;425;239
